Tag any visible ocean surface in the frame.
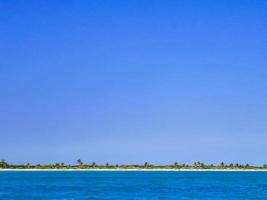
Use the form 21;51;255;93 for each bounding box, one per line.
0;171;267;199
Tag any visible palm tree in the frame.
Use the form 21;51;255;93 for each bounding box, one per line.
91;162;96;167
144;162;149;168
0;159;8;168
194;161;203;168
174;162;178;166
77;159;83;166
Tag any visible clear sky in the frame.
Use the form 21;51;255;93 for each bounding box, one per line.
0;0;267;165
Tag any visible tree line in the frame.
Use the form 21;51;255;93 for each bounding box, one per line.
1;159;267;169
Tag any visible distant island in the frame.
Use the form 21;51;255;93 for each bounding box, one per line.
1;159;267;170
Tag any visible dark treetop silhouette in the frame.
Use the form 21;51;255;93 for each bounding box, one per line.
0;159;266;170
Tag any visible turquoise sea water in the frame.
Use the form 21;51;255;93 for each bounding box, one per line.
0;171;267;199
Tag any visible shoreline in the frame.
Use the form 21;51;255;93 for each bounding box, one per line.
1;168;267;172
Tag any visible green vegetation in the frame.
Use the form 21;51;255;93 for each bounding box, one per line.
0;159;267;170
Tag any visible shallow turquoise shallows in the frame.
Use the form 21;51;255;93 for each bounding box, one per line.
1;171;267;199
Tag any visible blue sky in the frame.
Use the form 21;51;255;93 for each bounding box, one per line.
0;0;267;165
